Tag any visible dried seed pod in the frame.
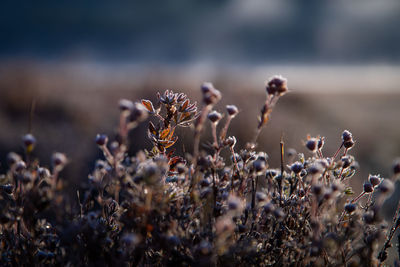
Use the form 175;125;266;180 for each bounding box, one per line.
7;152;21;166
119;99;134;111
306;138;318;152
226;105;239;117
207;110;222;123
345;203;357;213
201;82;221;105
290;161;303;174
253;159;266;172
15;160;26;172
22;133;36;151
342;130;353;142
38;167;51;179
363;182;374;193
341;156;352;168
369;175;381;187
343;139;355;149
95;134;108;146
52;152;67;169
224;136;237;147
266;75;288;96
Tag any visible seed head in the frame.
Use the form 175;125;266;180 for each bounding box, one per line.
266;75;288;96
38;167;51;179
345;203;357;213
52;152;67;168
226;105;239;117
290;161;303;174
23;133;36;147
342;130;353;142
95;134;108;146
224;136;237;147
201;82;221;105
363;182;374;193
343;140;355;149
7;152;21;166
15;161;26;172
119;99;134;111
306;138;318;152
369;175;381;187
341;156;352;168
253;159;266;173
207;110;222;123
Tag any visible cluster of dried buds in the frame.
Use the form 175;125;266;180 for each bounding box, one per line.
142;90;198;154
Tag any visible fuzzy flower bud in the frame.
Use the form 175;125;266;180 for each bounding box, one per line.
95;134;108;146
266;75;288;96
226;105;239;117
207;110;222;123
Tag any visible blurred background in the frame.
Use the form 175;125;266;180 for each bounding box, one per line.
1;0;400;203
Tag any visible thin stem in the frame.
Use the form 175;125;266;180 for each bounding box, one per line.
219;116;232;141
192;105;212;167
230;146;240;192
101;145;115;165
211;122;218;149
190;104;213;193
351;192;366;203
332;142;344;161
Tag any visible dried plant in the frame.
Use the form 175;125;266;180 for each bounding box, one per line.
1;76;400;266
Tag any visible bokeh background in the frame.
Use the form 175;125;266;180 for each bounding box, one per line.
1;1;400;209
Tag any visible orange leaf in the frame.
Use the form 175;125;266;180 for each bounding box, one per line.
168;127;175;140
179;99;189;112
141;99;154;113
160;126;171;140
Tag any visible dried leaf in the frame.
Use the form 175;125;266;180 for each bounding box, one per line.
160;126;171;140
179;99;189;112
141;99;155;113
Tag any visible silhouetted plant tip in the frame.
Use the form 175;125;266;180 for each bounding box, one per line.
1;76;400;266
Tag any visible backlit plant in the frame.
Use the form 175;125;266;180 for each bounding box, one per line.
1;76;400;266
